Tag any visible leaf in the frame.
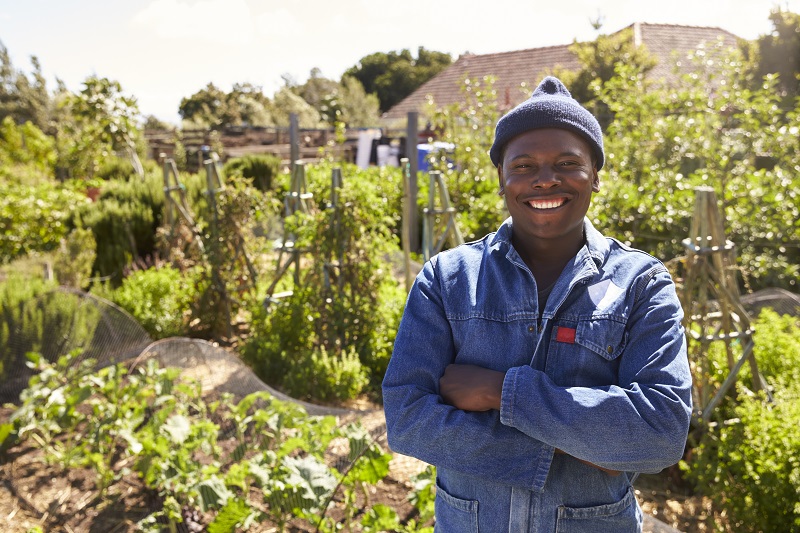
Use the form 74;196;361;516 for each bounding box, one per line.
0;423;13;446
361;504;401;531
207;498;255;533
161;414;191;444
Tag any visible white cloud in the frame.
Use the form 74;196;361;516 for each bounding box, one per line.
131;0;255;45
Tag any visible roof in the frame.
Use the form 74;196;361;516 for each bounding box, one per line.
382;23;743;121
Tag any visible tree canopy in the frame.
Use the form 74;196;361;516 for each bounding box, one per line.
344;47;452;113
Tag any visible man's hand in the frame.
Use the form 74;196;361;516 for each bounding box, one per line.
439;364;505;411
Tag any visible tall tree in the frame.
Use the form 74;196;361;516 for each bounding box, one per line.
751;8;800;108
344;47;452;112
292;69;380;127
0;42;53;132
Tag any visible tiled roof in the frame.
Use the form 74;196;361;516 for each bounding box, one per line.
382;23;742;121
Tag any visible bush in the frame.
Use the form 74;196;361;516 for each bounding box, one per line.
0;275;100;395
111;265;201;339
681;309;800;532
0;181;88;264
76;171;164;281
223;154;282;191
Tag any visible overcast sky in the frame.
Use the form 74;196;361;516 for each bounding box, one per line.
1;0;797;124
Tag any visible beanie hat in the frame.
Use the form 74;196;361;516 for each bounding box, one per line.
489;76;604;169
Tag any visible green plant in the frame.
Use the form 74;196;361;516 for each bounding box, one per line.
681;310;800;532
53;227;97;289
0;276;100;390
244;162;406;401
111;264;201;338
0;180;87;263
223;154;281;191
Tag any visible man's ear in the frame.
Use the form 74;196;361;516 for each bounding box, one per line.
497;164;505;196
591;167;600;193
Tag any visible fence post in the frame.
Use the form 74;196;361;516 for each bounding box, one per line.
406;112;419;252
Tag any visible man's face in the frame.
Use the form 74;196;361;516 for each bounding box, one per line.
497;128;599;245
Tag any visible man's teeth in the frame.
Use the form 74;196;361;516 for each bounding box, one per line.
528;198;565;209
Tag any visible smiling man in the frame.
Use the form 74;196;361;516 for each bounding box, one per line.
382;76;693;532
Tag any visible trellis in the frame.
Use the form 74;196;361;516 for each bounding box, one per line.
680;186;770;424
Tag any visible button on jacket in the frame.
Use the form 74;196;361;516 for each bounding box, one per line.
382;218;692;532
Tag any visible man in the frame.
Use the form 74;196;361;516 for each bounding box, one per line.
382;76;692;532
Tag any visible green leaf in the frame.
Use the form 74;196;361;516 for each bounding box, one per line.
361;504;401;531
0;423;13;446
207;498;255;533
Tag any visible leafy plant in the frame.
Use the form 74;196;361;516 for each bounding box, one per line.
111;264;202;338
681;309;800;532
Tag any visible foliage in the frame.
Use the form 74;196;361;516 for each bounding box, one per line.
291;68;381;127
0;180;87;263
53;227;97;289
344;47;452;112
179;82;272;129
0;41;53;132
57;76;144;179
244;162;406;401
749;8;800;109
682;309;800;532
223;153;281;191
0;116;56;183
426;75;506;240
591;45;800;292
75;169;164;281
0;353;411;532
0;276;100;391
111;264;202;339
270;86;324;128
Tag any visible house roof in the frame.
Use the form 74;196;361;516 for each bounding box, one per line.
382;23;742;121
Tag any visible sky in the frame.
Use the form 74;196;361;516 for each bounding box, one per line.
1;0;797;125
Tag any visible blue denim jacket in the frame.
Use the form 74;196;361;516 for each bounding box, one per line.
382;218;692;532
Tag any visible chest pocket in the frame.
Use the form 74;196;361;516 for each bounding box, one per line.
546;316;628;387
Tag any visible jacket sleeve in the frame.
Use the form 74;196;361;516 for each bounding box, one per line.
499;267;693;473
382;259;554;491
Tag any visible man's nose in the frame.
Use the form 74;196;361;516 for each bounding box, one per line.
533;167;560;188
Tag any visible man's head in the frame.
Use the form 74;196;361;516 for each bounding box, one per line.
489;76;604;170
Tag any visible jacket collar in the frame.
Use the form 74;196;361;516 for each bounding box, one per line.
491;217;609;268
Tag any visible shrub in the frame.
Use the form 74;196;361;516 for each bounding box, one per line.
111;265;201;339
222;154;282;191
0;181;87;263
76;171;164;281
0;275;100;396
681;309;800;532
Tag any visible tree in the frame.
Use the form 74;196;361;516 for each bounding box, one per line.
344;47;452;112
179;82;272;128
552;28;657;128
59;76;144;178
0;42;53;132
292;69;380;127
751;8;800;108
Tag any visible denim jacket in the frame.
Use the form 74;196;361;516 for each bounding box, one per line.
382;218;692;532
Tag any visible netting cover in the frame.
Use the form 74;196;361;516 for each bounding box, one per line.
1;287;153;402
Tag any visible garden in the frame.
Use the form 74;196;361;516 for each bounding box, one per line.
2;14;800;533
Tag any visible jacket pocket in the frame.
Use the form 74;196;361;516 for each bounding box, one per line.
434;480;479;533
548;316;628;387
555;486;641;533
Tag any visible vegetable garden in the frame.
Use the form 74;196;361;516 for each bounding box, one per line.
1;26;800;533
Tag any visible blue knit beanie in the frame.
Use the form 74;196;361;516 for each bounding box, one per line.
489;76;604;169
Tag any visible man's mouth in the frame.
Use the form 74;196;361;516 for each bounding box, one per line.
526;197;567;210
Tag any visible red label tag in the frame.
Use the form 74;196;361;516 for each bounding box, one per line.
556;326;576;344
